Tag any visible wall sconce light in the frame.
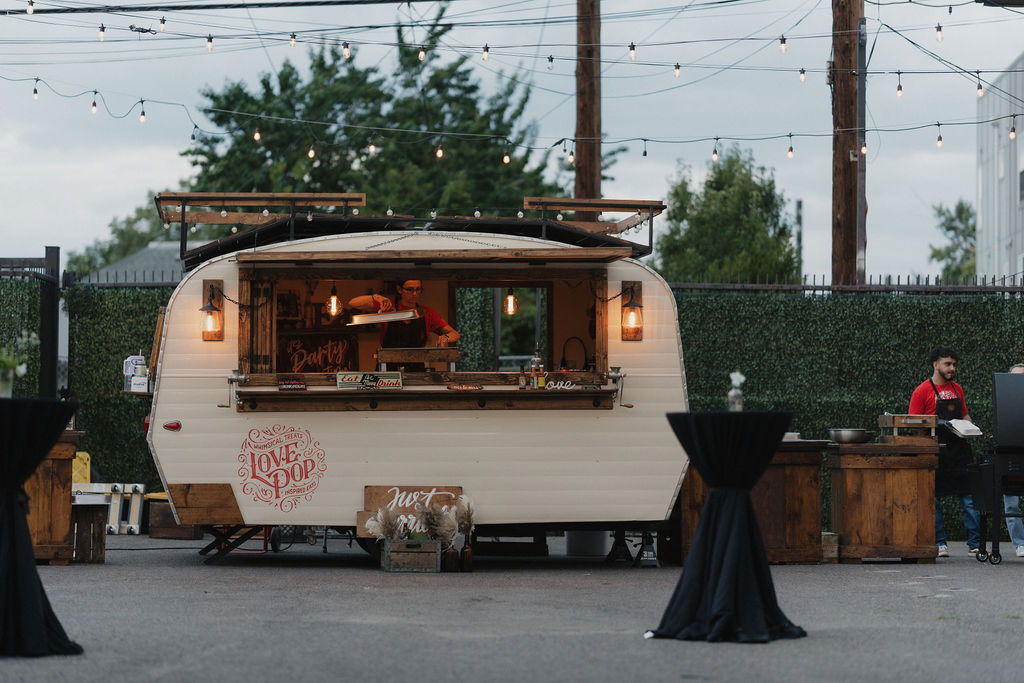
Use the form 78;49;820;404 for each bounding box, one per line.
503;288;519;315
199;280;224;341
620;281;643;341
328;281;340;317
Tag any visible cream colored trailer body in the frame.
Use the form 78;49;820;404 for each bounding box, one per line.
147;231;689;529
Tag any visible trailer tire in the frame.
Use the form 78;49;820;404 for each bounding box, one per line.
356;537;382;562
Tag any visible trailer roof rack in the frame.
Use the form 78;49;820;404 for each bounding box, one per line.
153;193;662;271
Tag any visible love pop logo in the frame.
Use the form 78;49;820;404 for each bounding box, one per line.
237;425;326;512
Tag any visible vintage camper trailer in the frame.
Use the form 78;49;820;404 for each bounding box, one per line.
147;193;689;559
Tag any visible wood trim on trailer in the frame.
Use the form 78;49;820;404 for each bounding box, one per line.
233;388;617;412
167;483;243;525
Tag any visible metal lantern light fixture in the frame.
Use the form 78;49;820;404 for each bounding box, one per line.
620;282;643;341
503;288;519;315
199;280;224;341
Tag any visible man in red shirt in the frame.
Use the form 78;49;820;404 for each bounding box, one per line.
908;345;980;558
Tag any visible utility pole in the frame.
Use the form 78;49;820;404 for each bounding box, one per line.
831;0;865;284
575;0;601;222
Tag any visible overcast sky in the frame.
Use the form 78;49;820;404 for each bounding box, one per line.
2;0;1022;279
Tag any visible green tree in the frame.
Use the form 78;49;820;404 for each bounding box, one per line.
185;8;563;229
929;200;976;281
653;146;799;282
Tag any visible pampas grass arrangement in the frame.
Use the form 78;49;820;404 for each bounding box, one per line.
365;505;403;541
455;495;475;537
414;502;457;547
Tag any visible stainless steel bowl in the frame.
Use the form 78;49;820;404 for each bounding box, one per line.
829;428;874;444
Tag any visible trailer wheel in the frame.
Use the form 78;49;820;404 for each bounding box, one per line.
356;537;382;562
975;550;989;562
990;553;1002;565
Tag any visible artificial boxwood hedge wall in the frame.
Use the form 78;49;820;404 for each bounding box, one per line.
65;285;174;491
675;291;1024;536
0;278;41;397
64;285;1024;541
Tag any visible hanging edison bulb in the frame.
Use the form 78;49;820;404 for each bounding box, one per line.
328;282;340;317
435;144;444;159
207;34;213;52
503;288;519;315
547;55;554;70
253;128;261;142
290;33;296;47
502;150;511;164
139;102;146;123
307;144;316;159
368;141;376;155
159;17;165;31
99;24;105;41
1011;117;1017;140
799;68;806;83
342;42;351;59
482;44;489;61
779;36;787;54
27;0;34;14
787;135;794;158
567;148;575;164
628;42;636;61
674;63;680;78
91;92;98;114
418;46;426;61
935;24;943;42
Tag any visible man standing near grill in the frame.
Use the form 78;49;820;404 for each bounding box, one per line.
908;345;981;558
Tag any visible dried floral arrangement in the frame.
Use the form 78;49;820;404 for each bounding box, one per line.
454;495;475;537
365;505;403;541
414;502;457;547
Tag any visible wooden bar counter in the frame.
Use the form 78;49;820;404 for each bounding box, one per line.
24;429;82;565
678;439;828;564
828;443;938;563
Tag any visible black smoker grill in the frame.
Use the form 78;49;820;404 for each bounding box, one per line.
971;373;1024;564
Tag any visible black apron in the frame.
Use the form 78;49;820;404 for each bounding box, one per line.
931;379;972;497
381;305;428;371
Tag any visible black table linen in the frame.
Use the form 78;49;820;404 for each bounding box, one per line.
1;398;83;657
649;411;807;643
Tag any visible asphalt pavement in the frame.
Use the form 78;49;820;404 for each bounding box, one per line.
4;534;1021;683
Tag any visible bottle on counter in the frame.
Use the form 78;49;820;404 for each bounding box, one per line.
518;364;527;390
538;364;546;389
530;345;541;389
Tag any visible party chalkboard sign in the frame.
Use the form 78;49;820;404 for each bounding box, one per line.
277;333;358;373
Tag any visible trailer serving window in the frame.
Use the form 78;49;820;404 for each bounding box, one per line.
232;247;627;411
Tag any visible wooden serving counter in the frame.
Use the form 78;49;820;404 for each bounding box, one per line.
677;439;827;564
829;442;938;563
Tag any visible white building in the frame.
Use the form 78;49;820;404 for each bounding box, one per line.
977;52;1024;277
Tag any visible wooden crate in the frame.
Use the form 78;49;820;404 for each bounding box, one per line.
678;440;826;564
382;539;441;572
148;499;204;540
71;504;107;564
829;451;937;563
877;414;937;446
26;430;82;565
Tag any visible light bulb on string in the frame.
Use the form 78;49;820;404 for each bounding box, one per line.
386;206;394;216
642;139;647;157
936;24;943;42
502;149;511;164
367;141;376;155
547;55;553;70
674;63;680;78
977;72;984;98
435;144;444;159
207;35;213;52
159;17;165;31
482;44;489;61
799;68;806;83
1011;116;1017;140
343;42;351;59
190;126;197;144
253;127;261;142
220;209;227;217
306;211;312;222
779;36;787;54
711;138;719;162
567;147;575;165
26;1;33;14
628;42;636;61
307;144;315;159
474;208;481;218
936;123;943;148
418;46;426;61
290;33;296;47
99;24;105;42
896;71;903;98
139;100;146;123
91;92;97;114
787;134;794;159
430;209;437;219
231;226;237;233
860;142;867;155
32;79;38;100
517;210;524;218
